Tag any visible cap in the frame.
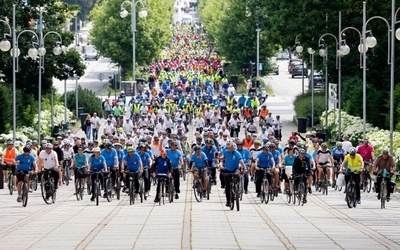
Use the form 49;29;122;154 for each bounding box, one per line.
382;149;389;154
127;147;134;152
299;149;306;154
160;149;167;155
6;140;13;145
93;147;101;152
45;143;53;149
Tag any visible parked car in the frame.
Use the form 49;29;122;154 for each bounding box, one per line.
291;64;308;78
84;49;99;61
277;50;289;60
288;59;301;73
308;72;324;89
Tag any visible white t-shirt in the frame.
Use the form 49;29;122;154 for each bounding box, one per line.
39;150;59;170
62;147;74;160
194;117;205;128
123;120;134;133
90;116;100;129
342;141;353;153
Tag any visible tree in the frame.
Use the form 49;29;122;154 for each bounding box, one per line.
61;0;99;21
0;0;86;132
90;0;173;79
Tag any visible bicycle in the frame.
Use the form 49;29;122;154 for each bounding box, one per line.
125;170;139;205
344;170;358;209
40;169;57;204
192;168;207;202
103;172;113;202
225;173;240;211
4;163;15;195
30;172;38;192
167;175;175;203
16;170;31;207
181;155;188;181
114;168;121;200
286;176;294;204
62;158;72;186
376;169;393;209
229;125;239;138
293;173;309;206
157;173;168;206
362;162;372;193
75;167;86;201
259;168;272;204
319;164;329;195
90;171;103;206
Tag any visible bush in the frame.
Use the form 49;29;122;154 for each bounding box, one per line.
62;86;103;119
293;91;325;127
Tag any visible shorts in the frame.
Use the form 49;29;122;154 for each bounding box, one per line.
194;168;208;178
75;167;87;179
16;170;30;183
3;164;16;174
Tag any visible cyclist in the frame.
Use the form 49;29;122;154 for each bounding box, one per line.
292;148;312;203
372;149;396;201
340;147;363;204
38;143;61;194
236;139;251;194
88;147;107;202
137;144;152;196
152;149;172;203
62;142;74;182
190;146;209;193
331;142;346;187
282;148;296;193
15;147;37;202
268;143;282;190
250;140;263;181
316;143;334;187
254;145;275;197
217;141;246;207
201;138;218;185
165;141;183;199
357;139;374;173
1;140;18;186
121;147;143;195
101;142;118;197
73;145;88;191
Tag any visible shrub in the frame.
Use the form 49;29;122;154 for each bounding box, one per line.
293;91;325;127
62;86;103;118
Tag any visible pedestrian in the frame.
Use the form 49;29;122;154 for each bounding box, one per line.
90;112;101;140
84;114;91;140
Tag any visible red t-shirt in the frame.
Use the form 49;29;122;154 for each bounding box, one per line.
357;145;374;161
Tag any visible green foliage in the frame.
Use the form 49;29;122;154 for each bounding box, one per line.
293;91;325;126
63;86;103;118
61;0;98;21
90;0;173;78
0;84;12;132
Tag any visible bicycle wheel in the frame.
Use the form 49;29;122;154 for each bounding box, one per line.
115;176;121;200
380;182;386;209
264;179;270;204
64;167;70;186
207;176;211;200
352;187;357;208
239;176;244;201
346;183;353;208
286;185;292;204
298;183;304;206
22;182;28;207
300;183;306;206
105;178;112;202
8;173;13;195
162;182;165;205
75;179;81;201
31;174;38;191
139;178;144;203
366;174;372;193
129;180;135;205
230;186;235;210
193;180;202;202
95;181;100;206
235;184;240;211
87;176;92;195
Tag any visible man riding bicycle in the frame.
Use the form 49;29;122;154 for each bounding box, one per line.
190;146;209;193
372;149;396;201
201;138;218;185
38;143;61;200
101;142;119;197
88;147;107;202
340;147;364;204
254;145;275;197
2;140;18;187
15;147;37;203
121;147;143;196
292;148;313;203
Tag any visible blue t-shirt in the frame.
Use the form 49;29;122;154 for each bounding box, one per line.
222;149;243;172
123;153;142;171
74;153;87;167
237;148;251;165
201;145;217;161
284;154;295;166
166;149;182;168
257;152;274;169
190;152;208;168
101;148;118;168
89;155;106;172
332;147;345;158
138;151;151;168
271;150;281;166
116;150;124;166
155;156;171;174
15;154;35;171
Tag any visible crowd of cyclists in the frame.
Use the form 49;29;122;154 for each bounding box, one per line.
1;20;397;209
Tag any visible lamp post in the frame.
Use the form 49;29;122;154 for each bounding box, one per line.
120;0;148;96
308;48;315;128
37;7;63;140
256;25;260;78
361;1;400;155
294;34;305;94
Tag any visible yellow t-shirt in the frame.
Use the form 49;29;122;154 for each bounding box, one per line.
345;154;363;172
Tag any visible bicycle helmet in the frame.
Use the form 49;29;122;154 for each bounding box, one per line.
268;143;276;149
45;143;53;149
23;146;30;152
205;138;214;144
105;142;112;148
193;145;201;151
336;142;342;147
349;147;357;155
254;140;262;145
299;148;306;154
321;143;328;148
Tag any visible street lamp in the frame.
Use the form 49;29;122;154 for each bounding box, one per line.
37;7;63;140
294;34;305;94
120;0;148;96
361;1;400;155
307;47;315;129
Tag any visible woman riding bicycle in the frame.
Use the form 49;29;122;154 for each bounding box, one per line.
340;147;364;204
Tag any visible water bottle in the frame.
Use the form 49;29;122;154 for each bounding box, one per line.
382;169;388;178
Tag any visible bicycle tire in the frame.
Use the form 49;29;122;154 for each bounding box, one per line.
239;176;244;201
323;174;328;195
298;183;304;206
366;175;372;193
270;178;275;202
235;184;240;211
260;180;265;203
230;185;235;210
139;178;144;203
87;176;92;195
31;174;38;191
129;180;134;205
352;186;357;208
207;176;211;200
162;181;165;205
75;179;81;201
22;182;28;207
346;183;353;208
194;180;202;202
8;173;13;195
116;176;121;200
64;166;70;186
264;179;270;204
182;163;187;181
41;177;50;204
381;182;386;209
95;181;100;206
106;178;112;202
286;185;292;204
